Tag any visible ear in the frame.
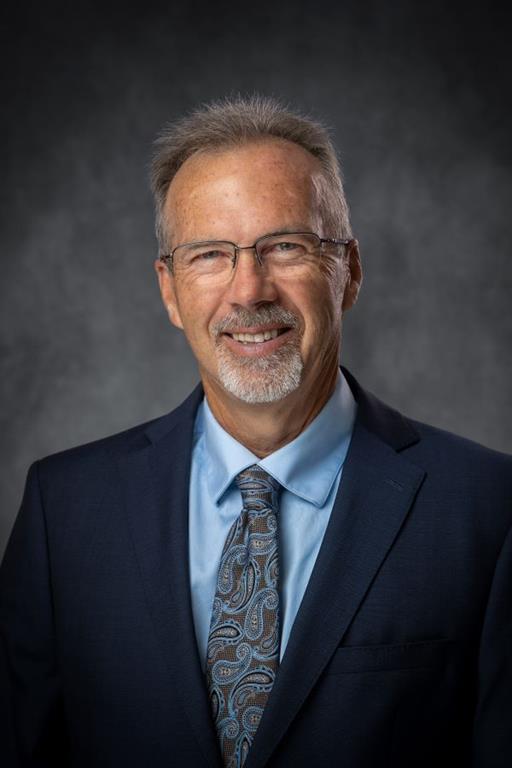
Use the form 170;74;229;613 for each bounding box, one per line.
154;258;184;329
342;239;363;312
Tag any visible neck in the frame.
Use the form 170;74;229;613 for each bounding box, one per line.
202;362;339;458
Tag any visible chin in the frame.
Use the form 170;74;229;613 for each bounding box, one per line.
217;350;304;404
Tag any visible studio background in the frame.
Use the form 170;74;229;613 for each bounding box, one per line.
1;0;511;557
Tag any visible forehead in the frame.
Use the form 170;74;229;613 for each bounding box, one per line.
164;139;323;240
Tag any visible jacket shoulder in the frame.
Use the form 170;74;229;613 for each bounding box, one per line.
34;384;203;480
344;366;512;499
37;417;155;474
408;417;512;482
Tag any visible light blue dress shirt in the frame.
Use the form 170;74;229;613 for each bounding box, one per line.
188;371;357;670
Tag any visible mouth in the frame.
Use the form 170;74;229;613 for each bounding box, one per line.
226;326;289;343
220;325;294;356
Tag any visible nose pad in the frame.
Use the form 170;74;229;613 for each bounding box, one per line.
232;246;263;271
226;246;278;306
253;247;263;268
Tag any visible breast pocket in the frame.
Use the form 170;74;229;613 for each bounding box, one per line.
324;638;451;675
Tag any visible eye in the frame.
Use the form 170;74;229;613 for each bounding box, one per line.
275;241;300;251
194;249;226;261
263;239;308;260
181;247;232;272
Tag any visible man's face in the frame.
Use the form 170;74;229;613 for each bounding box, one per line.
156;139;360;405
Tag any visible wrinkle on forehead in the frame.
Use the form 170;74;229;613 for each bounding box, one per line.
164;140;325;246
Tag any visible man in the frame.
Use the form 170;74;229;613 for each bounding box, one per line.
1;96;511;768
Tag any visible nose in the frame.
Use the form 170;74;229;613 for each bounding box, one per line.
223;247;279;308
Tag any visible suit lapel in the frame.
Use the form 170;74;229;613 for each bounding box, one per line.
245;418;426;768
118;389;222;768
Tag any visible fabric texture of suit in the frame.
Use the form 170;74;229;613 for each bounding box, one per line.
1;368;511;768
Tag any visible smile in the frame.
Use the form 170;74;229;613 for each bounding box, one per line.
229;329;283;344
221;326;293;355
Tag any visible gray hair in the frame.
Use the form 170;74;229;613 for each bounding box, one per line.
150;95;352;252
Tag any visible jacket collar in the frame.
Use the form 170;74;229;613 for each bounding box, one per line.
342;367;420;452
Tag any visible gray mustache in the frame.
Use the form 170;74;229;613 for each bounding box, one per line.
212;306;299;336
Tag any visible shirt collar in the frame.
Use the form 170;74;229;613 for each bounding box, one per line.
197;370;357;508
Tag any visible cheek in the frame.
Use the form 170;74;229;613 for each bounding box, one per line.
300;272;344;331
321;265;348;323
321;257;348;293
174;292;215;348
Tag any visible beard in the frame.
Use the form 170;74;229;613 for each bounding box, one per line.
212;305;304;404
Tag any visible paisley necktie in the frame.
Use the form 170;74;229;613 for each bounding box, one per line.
206;465;281;768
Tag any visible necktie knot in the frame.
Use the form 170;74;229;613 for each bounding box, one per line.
235;465;281;513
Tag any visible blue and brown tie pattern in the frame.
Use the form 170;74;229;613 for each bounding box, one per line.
206;465;281;768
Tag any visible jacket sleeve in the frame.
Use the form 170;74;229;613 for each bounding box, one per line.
472;521;512;768
0;462;70;767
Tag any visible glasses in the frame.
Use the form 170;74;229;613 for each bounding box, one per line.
159;231;353;285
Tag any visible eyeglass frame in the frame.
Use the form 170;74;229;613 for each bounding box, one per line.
159;231;354;273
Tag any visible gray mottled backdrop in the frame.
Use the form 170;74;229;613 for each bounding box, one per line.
1;0;511;556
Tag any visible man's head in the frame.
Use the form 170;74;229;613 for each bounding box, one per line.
152;96;362;408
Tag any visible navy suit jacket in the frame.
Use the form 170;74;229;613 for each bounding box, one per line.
1;369;511;767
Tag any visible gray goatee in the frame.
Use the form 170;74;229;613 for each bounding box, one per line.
212;306;303;404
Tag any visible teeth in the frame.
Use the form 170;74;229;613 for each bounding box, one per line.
231;329;281;343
